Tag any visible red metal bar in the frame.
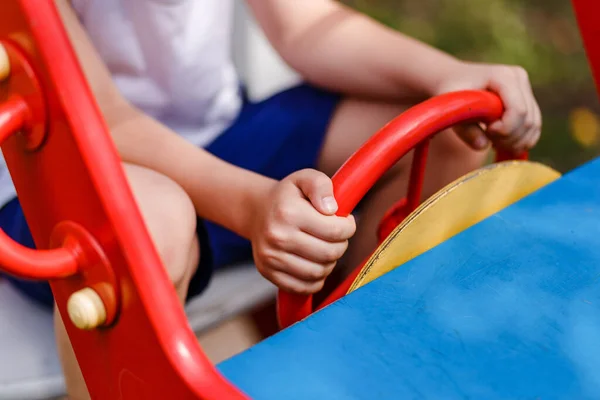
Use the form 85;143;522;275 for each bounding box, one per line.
406;140;430;212
0;96;80;279
333;91;504;216
0;2;247;398
0;228;78;279
277;90;505;329
572;0;600;101
0;96;28;141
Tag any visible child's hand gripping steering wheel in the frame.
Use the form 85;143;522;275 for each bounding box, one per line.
277;90;527;329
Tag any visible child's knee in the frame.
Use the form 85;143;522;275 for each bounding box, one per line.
123;164;200;289
152;190;199;288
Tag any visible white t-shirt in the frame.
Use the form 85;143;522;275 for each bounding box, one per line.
0;0;242;207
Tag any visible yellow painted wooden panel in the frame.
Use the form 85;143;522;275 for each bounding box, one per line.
349;161;561;293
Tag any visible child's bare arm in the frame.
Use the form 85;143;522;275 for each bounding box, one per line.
247;0;541;153
54;0;355;294
246;0;458;102
54;0;270;237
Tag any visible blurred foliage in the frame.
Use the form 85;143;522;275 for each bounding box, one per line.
342;0;600;172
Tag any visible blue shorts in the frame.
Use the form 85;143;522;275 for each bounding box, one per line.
0;83;341;308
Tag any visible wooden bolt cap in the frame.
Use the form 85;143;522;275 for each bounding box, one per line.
67;288;107;330
0;44;9;81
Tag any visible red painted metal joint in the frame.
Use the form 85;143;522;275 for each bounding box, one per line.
50;222;120;327
0;40;48;151
0;95;77;280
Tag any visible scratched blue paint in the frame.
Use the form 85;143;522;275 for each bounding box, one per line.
219;158;600;399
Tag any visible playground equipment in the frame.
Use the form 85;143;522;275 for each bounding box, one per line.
275;93;538;328
0;0;599;398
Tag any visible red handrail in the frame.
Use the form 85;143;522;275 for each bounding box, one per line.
277;90;522;329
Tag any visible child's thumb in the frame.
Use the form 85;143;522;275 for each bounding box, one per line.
291;169;338;215
454;123;490;151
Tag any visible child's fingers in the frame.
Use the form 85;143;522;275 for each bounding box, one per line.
487;68;528;137
291;169;338;215
502;132;532;154
516;69;542;150
268;191;355;242
525;103;542;149
266;251;336;283
298;209;356;242
518;68;537;128
453;124;490;151
265;268;328;295
277;230;350;264
489;77;539;154
488;128;529;154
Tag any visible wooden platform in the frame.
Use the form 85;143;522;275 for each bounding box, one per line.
219;156;600;399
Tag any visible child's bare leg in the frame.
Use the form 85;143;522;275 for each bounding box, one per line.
54;163;201;399
317;97;489;276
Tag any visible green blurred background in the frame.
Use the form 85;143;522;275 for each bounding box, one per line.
343;0;600;173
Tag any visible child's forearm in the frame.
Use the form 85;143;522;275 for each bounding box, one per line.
111;107;275;239
53;0;274;237
250;0;462;102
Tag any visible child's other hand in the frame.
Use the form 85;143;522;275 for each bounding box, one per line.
251;169;356;294
434;61;541;154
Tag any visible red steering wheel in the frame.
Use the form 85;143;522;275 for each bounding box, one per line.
277;90;528;329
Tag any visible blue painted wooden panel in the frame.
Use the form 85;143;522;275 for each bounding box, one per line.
219;158;600;399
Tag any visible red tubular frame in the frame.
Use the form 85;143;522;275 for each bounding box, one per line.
0;96;79;280
406;140;430;211
0;96;28;140
0;2;246;398
0;228;78;279
277;90;516;329
572;0;600;100
332;91;505;215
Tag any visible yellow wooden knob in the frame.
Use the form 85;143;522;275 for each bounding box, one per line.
67;288;107;330
0;44;9;81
